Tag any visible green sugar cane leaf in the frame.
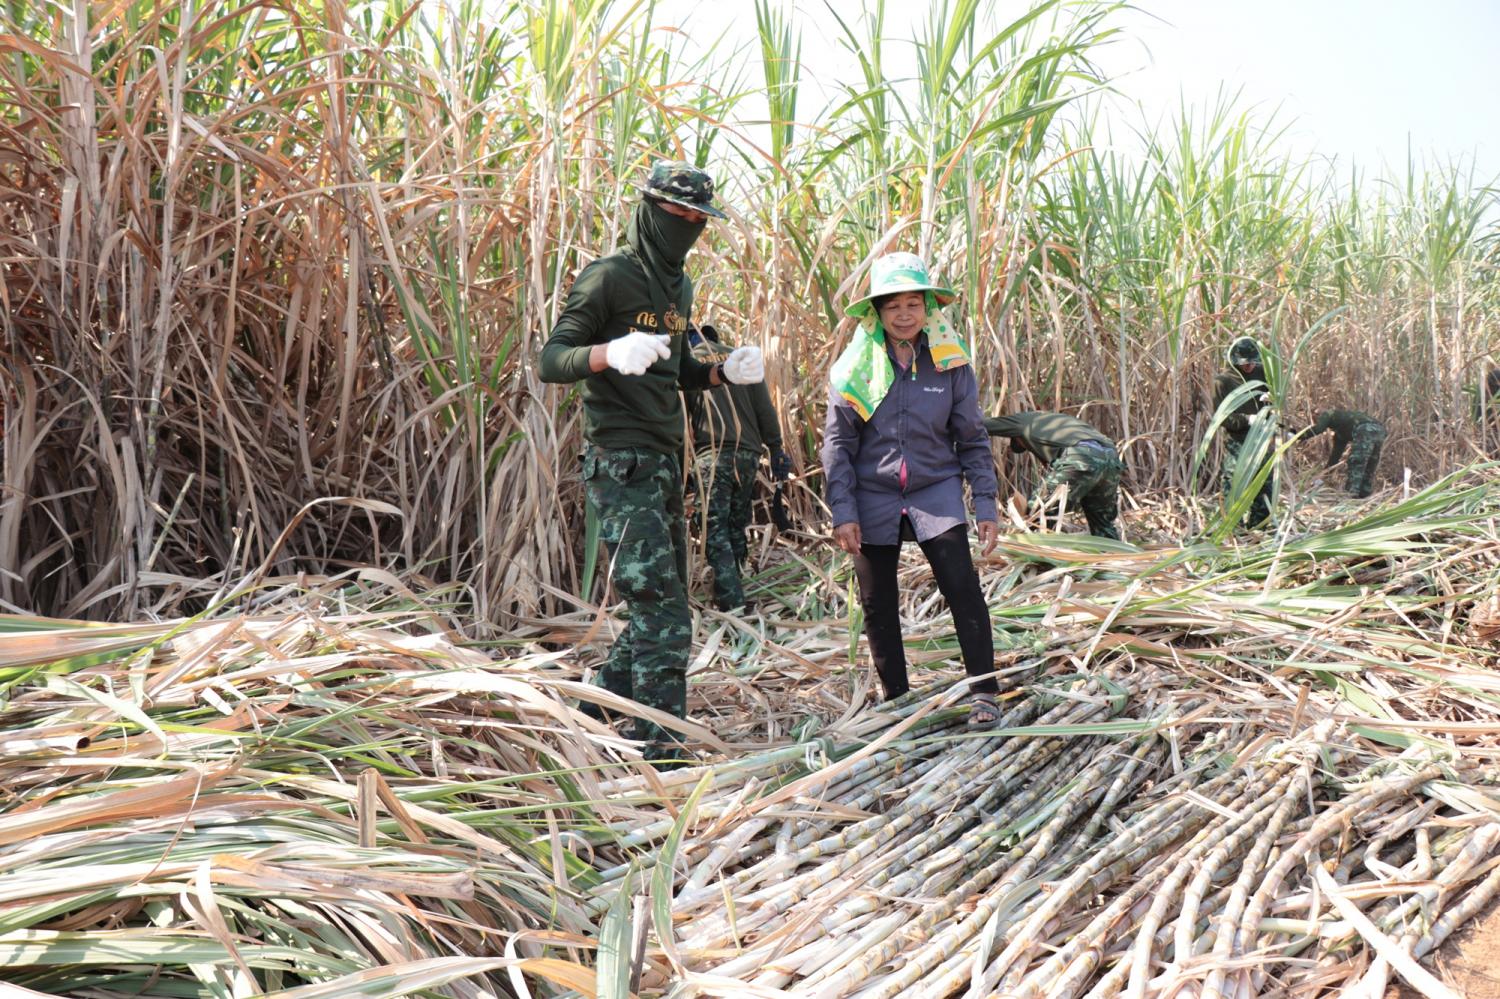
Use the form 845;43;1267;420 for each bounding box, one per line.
847;573;863;666
583;485;603;606
1347;724;1446;754
985;719;1158;738
45;671;168;749
651;771;713;973
260;956;553;998
0;930;348;971
597;861;637;999
1096;675;1130;716
1190;378;1268;494
1330;674;1396;720
1208;412;1303;542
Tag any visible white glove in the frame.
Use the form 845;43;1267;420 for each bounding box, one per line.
605;332;671;376
721;346;764;385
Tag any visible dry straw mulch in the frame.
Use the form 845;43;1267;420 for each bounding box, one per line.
1;476;1499;997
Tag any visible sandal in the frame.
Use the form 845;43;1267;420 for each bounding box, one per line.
967;692;1002;728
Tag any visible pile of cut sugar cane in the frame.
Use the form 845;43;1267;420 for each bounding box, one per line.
580;669;1500;998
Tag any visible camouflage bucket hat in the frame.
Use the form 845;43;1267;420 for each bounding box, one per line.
846;252;957;318
641;160;727;219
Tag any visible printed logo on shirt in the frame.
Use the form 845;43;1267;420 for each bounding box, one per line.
922;386;946;394
632;309;689;334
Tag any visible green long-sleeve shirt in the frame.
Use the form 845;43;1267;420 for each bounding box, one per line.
983;411;1112;464
686;341;781;455
540;252;715;454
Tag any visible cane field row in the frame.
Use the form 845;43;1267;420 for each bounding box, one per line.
1;0;1496;623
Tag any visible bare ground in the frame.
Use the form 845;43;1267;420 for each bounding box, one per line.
1387;894;1500;998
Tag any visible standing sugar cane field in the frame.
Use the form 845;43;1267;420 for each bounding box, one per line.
4;0;1500;996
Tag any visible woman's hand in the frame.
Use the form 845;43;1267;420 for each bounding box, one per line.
976;520;999;555
833;522;862;555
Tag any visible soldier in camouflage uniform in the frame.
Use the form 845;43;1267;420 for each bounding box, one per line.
686;324;791;611
1299;410;1387;498
984;412;1124;539
1213;336;1275;527
540;162;766;752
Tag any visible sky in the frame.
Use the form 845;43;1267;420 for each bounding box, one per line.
645;0;1500;183
1094;0;1498;179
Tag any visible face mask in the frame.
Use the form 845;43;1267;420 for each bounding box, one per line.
643;200;706;264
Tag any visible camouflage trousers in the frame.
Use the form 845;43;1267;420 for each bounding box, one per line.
1223;434;1275;527
694;446;761;611
1329;421;1387;498
584;444;691;743
1032;440;1124;539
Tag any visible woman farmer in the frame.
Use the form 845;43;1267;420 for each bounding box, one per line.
821;253;1002;724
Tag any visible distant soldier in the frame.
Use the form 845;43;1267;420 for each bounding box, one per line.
686;323;792;610
540;161;765;754
984;411;1124;540
1299;410;1387;498
1212;336;1275;526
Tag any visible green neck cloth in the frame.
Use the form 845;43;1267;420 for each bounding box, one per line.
624;200;705;334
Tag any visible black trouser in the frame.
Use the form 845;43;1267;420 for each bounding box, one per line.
852;521;997;701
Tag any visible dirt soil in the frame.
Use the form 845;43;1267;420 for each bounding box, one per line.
1387;895;1500;998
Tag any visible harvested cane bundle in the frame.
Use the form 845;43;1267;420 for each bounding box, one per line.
590;677;1498;998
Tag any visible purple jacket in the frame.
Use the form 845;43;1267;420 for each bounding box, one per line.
822;336;999;545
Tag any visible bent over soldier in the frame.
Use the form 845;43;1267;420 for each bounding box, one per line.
1300;410;1386;498
686;324;790;611
540;162;765;751
1213;336;1275;527
984;411;1124;539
